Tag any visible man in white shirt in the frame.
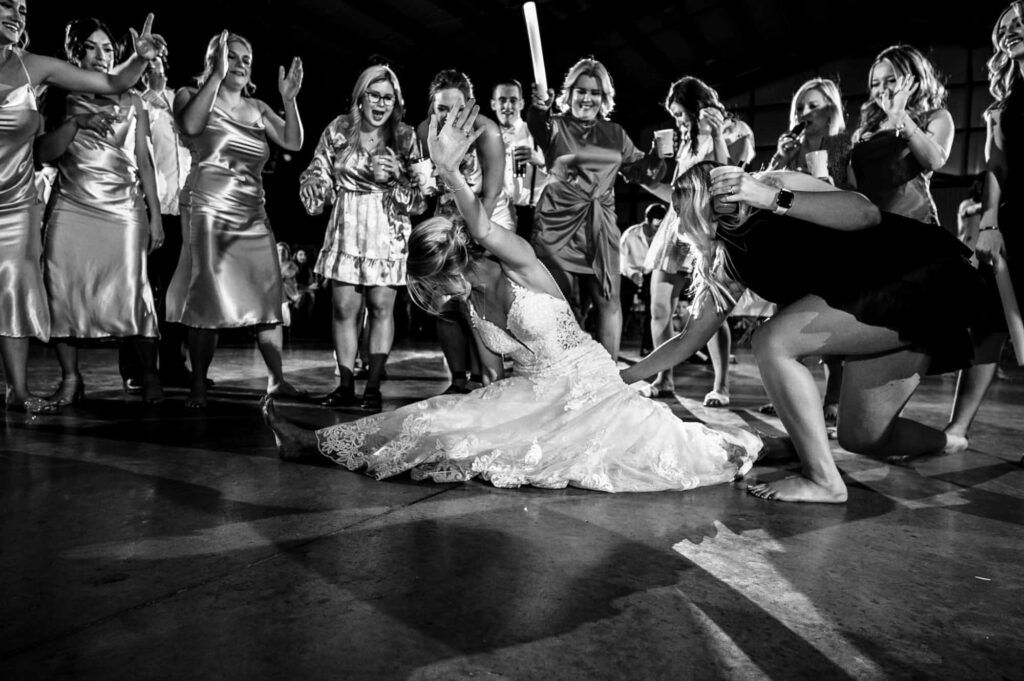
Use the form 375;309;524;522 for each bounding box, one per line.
619;203;665;356
490;79;548;241
121;55;196;390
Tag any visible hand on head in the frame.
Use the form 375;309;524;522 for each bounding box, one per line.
428;98;483;173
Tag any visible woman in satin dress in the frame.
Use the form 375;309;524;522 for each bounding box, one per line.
263;102;766;493
0;6;164;413
527;58;664;362
38;18;164;406
167;31;304;408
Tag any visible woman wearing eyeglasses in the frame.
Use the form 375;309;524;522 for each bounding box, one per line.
300;64;424;411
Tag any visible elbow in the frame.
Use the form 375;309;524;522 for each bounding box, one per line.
862;202;882;226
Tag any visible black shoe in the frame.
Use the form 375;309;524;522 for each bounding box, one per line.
442;383;472;395
321;385;358;408
360;388;383;413
123;377;143;395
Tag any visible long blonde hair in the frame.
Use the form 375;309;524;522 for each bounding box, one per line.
406;217;484;316
790;78;846;136
341;64;406;149
988;2;1024;105
854;44;947;139
671;161;736;314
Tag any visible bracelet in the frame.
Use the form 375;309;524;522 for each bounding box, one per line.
979;225;1000;232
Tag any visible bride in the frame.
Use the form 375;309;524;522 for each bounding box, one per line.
262;99;770;492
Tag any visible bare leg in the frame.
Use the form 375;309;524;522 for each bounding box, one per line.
580;273;622;361
822;357;843;424
0;336;55;412
257;324;304;396
49;341;84;405
704;322;731;406
437;313;470;390
361;286;397;411
649;270;686;394
746;295;941;503
944;332;1006;452
187;327;217;407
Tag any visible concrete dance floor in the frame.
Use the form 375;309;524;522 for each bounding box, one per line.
2;341;1022;680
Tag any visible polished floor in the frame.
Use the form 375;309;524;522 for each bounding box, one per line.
2;337;1023;681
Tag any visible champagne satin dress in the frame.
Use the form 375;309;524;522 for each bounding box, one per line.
167;105;283;328
43;92;158;338
0;52;48;340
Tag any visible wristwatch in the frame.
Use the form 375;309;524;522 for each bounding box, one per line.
773;189;795;216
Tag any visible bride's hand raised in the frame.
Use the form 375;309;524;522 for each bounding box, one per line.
428;98;483;174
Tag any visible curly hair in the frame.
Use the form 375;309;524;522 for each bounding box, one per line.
340;64;406;151
197;32;256;97
988;2;1024;105
555;57;615;117
64;17;119;67
854;44;947;139
406;216;485;316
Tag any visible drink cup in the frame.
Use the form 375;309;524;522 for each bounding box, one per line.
409;158;437;194
653;129;675;158
512;146;529;177
371;154;390;184
805;149;829;178
709;165;744;215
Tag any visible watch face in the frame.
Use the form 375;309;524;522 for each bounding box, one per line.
777;189;795;209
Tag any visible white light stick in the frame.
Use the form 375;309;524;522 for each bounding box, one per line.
994;254;1024;365
523;2;548;96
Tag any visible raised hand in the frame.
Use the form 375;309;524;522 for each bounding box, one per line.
531;83;554;111
699;107;726;137
129;14;167;62
879;75;919;121
710;168;779;211
213;30;229;81
279;57;303;102
428;98;483;173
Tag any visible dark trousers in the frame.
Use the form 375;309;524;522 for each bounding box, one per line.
514;204;535;242
119;214;189;380
620;273;653;354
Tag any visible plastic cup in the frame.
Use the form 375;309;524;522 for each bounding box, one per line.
409;158;437;194
709;165;743;215
653;129;675;158
805;149;829;178
512;146;530;177
371;155;390;184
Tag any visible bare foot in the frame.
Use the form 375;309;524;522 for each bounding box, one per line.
746;476;848;503
267;380;309;400
260;396;320;461
887;430;969;467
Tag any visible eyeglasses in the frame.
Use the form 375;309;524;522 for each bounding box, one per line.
365;91;396;106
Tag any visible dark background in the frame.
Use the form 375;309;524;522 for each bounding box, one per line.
28;0;1007;250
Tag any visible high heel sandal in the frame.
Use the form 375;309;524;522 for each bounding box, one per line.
50;376;84;407
141;374;164;404
5;388;58;414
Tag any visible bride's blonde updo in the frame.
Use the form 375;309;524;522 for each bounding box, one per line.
406;217;485;315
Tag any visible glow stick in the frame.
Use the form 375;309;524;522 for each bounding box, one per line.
523;2;547;95
993;254;1024;365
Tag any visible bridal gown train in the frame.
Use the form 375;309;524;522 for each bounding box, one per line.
315;275;763;492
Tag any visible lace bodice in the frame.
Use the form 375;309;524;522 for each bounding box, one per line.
468;278;593;376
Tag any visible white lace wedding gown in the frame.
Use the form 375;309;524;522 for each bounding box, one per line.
315;277;763;492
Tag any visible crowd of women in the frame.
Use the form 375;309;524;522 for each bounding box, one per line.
2;2;1020;503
